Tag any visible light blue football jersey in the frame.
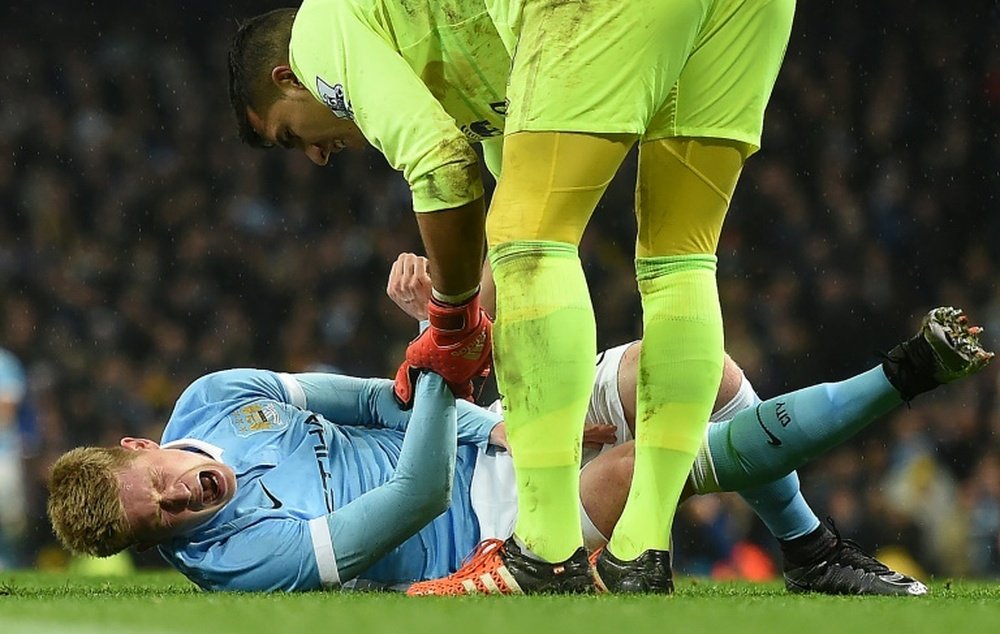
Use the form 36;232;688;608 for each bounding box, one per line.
157;369;499;591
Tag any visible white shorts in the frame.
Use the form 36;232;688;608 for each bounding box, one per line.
582;342;636;466
470;342;638;550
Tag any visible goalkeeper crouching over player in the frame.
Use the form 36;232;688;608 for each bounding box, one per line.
226;1;795;592
47;283;991;594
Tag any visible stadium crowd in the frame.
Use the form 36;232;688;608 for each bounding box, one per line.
1;1;997;579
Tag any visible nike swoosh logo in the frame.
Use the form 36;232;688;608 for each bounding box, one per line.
260;481;283;509
755;405;782;447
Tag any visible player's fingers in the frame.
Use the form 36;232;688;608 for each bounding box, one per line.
393;252;411;279
405;256;420;286
401;253;429;277
582;423;617;446
403;274;419;299
407;260;432;298
388;259;406;296
394;253;415;285
394;253;416;276
415;267;433;294
390;270;419;306
415;255;431;282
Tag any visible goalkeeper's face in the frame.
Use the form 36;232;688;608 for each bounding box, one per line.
116;437;237;547
246;84;367;166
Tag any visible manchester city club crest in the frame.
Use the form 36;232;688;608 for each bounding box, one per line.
230;401;287;437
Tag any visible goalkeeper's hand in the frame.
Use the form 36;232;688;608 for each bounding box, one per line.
394;293;492;407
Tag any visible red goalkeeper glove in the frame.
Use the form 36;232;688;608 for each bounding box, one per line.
394;293;493;407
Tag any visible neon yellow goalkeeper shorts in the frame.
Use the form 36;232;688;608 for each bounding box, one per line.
501;0;795;151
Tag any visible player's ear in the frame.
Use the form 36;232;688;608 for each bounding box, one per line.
271;65;305;90
120;437;159;451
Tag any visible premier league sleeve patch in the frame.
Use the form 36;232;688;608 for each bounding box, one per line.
230;401;288;437
317;76;354;120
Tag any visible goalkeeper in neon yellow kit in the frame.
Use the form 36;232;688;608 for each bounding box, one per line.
228;2;510;407
228;0;795;594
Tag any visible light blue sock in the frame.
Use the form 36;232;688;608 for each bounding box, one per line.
708;366;902;497
738;473;820;540
707;376;820;540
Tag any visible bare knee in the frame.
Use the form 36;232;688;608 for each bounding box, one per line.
614;449;635;490
713;354;743;412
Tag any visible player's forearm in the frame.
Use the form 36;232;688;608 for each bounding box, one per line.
286;373;410;429
326;373;457;581
290;371;495;445
456;400;502;450
415;197;486;298
393;373;456;497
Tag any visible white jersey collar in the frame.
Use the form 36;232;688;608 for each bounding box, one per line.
160;438;226;462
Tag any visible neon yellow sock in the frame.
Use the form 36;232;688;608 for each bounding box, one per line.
607;254;724;560
488;240;594;562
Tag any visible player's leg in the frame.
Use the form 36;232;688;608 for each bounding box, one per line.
490;0;702;574
411;0;709;595
602;341;823;562
457;0;699;593
707;366;823;542
697;308;993;494
588;340;823;583
689;307;991;594
409;132;635;596
600;0;796;592
600;135;747;586
582;307;990;595
614;342;818;542
487;130;633;563
580;444;903;595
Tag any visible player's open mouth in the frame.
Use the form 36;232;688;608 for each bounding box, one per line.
199;470;224;505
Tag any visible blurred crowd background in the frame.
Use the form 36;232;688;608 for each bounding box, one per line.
1;1;997;580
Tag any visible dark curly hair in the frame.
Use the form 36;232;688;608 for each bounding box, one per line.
227;8;298;148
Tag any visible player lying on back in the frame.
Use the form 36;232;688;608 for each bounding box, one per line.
47;301;991;594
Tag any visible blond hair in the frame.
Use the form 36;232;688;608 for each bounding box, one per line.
47;446;137;557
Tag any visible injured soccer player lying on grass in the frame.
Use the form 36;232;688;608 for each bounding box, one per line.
47;279;991;595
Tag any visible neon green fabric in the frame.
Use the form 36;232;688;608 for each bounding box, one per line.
608;254;724;559
488;240;594;561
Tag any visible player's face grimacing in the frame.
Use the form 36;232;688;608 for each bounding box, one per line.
246;68;367;166
117;438;237;547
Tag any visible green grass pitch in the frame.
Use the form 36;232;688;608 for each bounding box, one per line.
2;572;999;634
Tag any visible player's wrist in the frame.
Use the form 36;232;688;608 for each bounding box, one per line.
431;285;480;306
427;291;484;334
488;422;509;452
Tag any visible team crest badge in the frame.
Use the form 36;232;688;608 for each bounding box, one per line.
317;77;354;120
230;402;287;437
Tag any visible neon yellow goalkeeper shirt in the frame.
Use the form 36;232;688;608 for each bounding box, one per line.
289;0;510;212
